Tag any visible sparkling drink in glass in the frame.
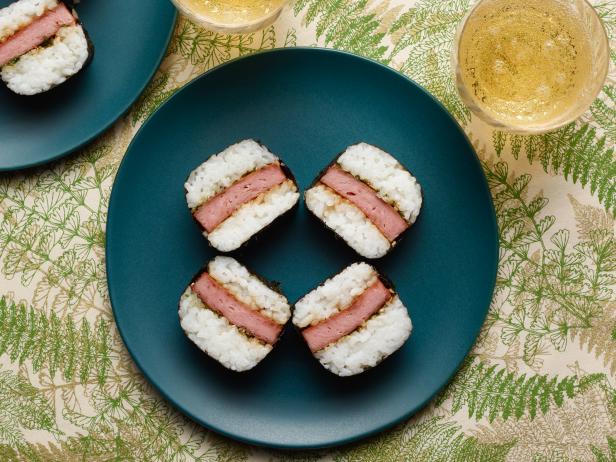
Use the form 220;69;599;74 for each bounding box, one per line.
171;0;287;34
453;0;609;133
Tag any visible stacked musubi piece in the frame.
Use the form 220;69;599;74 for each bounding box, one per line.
305;142;422;259
181;140;298;371
0;0;92;95
293;262;412;376
179;256;291;372
184;139;300;252
180;140;422;376
295;143;421;375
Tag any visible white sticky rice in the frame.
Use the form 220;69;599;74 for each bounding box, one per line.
293;262;377;328
1;24;88;95
336;143;423;223
208;256;291;324
185;139;278;210
178;289;272;372
0;0;58;42
304;184;391;259
207;180;299;252
314;296;412;376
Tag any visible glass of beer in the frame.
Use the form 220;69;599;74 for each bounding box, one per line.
171;0;288;34
453;0;609;133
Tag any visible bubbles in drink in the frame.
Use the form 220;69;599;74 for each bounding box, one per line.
457;0;593;127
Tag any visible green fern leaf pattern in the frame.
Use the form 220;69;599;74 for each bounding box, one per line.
0;2;614;460
389;0;471;122
170;18;284;70
269;451;325;462
484;160;616;366
0;146;112;313
591;85;616;142
131;72;177;126
203;432;251;462
591;436;616;462
573;306;616;377
294;0;471;120
333;417;514;462
493;123;616;216
2;441;115;462
294;0;388;60
0;370;57;445
0;297;111;384
0;441;81;462
438;357;605;422
283;29;298;47
595;2;616;65
62;388;208;461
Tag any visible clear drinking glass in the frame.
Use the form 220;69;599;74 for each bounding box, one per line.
170;0;288;34
452;0;609;134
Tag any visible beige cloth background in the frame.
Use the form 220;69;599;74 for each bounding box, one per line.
0;0;615;460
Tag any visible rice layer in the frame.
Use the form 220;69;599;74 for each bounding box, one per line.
207;179;299;252
185;140;278;209
293;262;377;328
314;296;412;376
336;143;422;223
1;24;88;95
305;184;390;259
0;0;58;42
179;289;272;372
208;256;290;324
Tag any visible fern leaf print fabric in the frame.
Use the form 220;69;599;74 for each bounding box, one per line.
0;1;615;460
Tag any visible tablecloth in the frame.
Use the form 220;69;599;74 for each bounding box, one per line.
1;0;615;460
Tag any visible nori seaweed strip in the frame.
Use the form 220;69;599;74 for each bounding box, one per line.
78;22;94;71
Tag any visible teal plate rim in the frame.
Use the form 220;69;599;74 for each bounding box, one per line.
106;46;499;450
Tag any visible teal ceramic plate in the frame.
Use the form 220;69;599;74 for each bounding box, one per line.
0;0;176;171
106;48;498;449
